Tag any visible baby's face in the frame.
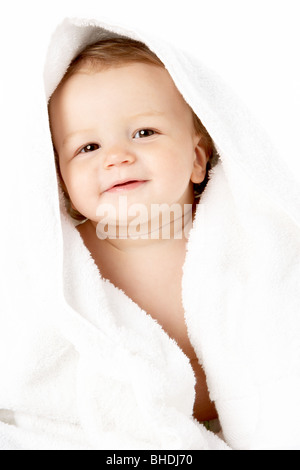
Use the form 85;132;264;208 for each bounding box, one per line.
49;63;206;225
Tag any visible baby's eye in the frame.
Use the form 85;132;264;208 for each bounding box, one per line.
79;143;100;153
133;129;156;139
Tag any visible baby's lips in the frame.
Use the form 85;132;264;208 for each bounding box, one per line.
105;179;147;192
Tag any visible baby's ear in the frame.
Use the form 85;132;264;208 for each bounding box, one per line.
191;137;208;184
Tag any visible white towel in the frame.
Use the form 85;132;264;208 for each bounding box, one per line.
0;13;299;450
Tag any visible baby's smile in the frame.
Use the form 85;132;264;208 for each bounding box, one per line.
104;178;149;193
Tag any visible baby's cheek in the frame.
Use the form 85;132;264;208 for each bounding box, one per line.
67;178;92;211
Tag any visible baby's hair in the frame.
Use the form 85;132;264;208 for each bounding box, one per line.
51;37;217;221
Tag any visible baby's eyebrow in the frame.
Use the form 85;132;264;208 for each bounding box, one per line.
130;111;164;119
62;130;92;148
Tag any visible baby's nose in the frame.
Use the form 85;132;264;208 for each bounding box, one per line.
103;146;135;169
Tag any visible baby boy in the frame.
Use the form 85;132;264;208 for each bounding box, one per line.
48;37;217;423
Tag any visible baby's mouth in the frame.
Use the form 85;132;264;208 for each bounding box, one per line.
105;179;147;193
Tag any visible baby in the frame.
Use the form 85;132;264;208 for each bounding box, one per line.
48;38;217;423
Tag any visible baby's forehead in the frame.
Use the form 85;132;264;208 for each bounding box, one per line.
65;58;171;85
55;62;183;106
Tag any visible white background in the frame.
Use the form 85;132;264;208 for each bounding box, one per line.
1;0;300;178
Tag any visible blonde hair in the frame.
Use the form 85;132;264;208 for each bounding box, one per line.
51;37;216;221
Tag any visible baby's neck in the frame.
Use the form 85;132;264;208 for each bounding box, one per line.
77;218;189;258
82;201;196;254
